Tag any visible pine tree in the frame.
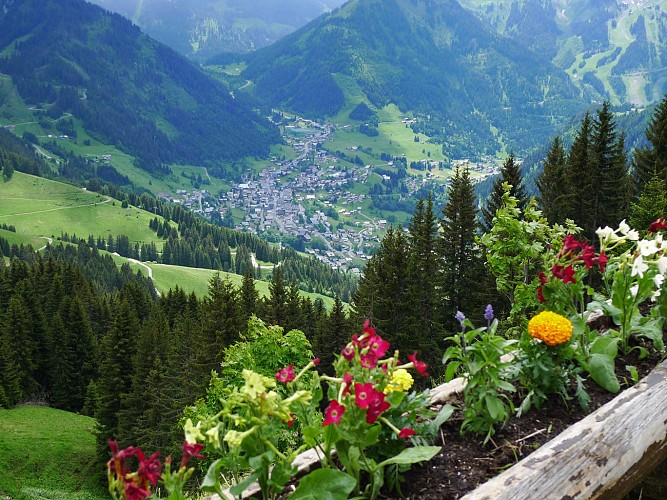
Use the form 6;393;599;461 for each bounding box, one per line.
632;94;667;193
537;137;569;224
0;329;21;407
49;313;78;410
268;266;289;328
202;274;243;364
592;102;631;236
240;267;259;324
2;294;37;400
407;194;439;338
439;167;486;328
565;112;594;234
314;296;348;376
630;174;667;231
481;152;528;232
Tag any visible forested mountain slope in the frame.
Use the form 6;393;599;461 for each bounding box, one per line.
0;0;280;168
241;0;587;158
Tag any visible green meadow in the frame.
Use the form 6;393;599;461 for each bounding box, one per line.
0;405;108;500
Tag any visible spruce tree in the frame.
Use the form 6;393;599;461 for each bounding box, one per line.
630;174;667;231
49;312;78;410
481;152;528;232
240;267;259;324
314;296;348;376
632;94;667;193
439;167;486;328
268;266;289;328
2;294;37;400
202;274;243;364
536;136;569;224
0;329;21;407
565;112;594;234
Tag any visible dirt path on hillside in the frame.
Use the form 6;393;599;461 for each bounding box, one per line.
0;193;112;218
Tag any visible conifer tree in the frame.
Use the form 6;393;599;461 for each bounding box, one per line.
0;328;21;407
536;137;569;224
439;167;486;328
630;174;667;231
314;296;348;376
2;294;37;400
268;265;288;328
407;194;439;339
240;267;259;323
49;312;78;410
481;152;528;232
632;94;667;193
565;112;593;233
202;274;243;364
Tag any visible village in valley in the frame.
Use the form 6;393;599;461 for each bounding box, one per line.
162;116;503;272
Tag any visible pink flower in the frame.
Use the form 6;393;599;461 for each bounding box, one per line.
408;352;429;376
362;319;376;336
342;372;353;395
276;364;295;383
360;353;378;369
354;382;376;409
398;427;416;439
366;392;390;423
341;344;355;361
137;452;162;487
323;400;345;426
368;334;390;358
181;441;205;468
313;358;321;366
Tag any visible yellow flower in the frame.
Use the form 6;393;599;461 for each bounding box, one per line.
183;418;205;444
528;311;573;346
384;368;414;394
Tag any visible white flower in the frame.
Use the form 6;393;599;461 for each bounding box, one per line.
659;256;667;275
618;219;631;235
631;255;649;278
596;226;617;244
626;229;640;241
630;284;639;297
638;239;660;257
654;274;664;290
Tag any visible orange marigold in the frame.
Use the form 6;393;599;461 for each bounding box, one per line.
527;311;573;346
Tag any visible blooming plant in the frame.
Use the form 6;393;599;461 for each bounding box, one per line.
442;307;518;443
297;320;444;499
107;440;205;500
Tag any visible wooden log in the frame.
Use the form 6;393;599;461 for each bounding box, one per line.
464;358;667;500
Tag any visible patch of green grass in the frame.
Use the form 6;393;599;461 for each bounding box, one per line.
0;405;108;500
0;227;45;249
0;172;163;246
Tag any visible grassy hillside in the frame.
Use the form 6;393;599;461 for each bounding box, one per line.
2;172;339;307
0;405;107;500
0;172;162;246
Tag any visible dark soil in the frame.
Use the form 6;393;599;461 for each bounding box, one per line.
397;346;664;499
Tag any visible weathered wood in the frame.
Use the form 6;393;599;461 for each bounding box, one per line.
464;358;667;500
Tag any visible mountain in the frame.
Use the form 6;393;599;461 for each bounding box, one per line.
457;0;667;107
88;0;348;61
241;0;587;158
0;0;280;170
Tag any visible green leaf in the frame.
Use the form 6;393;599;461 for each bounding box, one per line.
444;361;461;382
625;365;639;383
635;318;665;351
363;424;382;447
484;394;504;420
430;404;455;430
586;353;620;393
378;446;441;467
291;469;357;500
229;470;259;497
590;336;619;358
201;459;225;495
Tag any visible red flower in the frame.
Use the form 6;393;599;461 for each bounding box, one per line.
181;441;205;468
354;382;376;409
360;353;378;369
323;400;345;426
366;392;390;423
312;358;321;366
125;483;151;500
648;217;667;233
137;452;162;487
368;334;390;358
408;352;429;376
398;427;416;439
562;265;576;284
560;234;581;256
580;243;596;269
342;372;353;395
276;364;295;384
284;413;295;427
597;251;608;273
107;440;140;476
362;319;376;336
537;286;546;303
538;272;548;285
341;344;355;361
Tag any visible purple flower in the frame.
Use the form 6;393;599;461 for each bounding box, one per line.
484;304;494;325
455;311;465;326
